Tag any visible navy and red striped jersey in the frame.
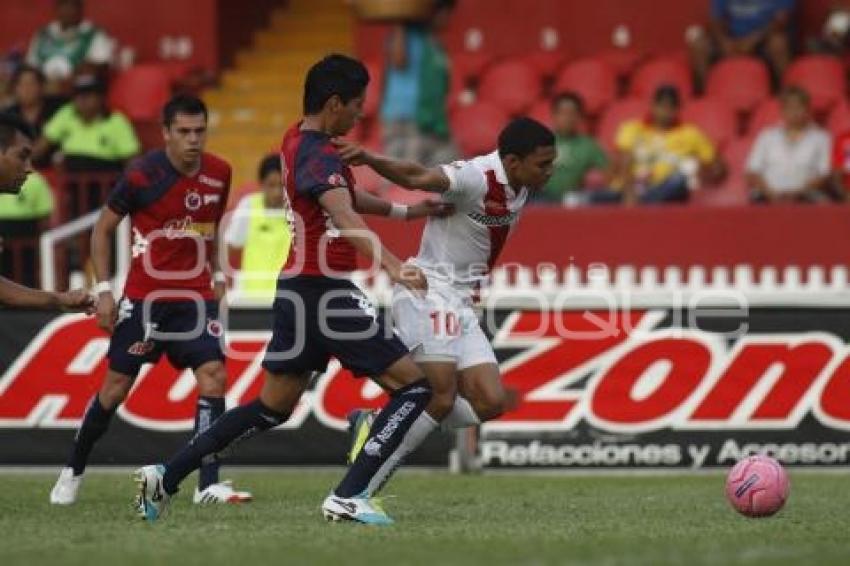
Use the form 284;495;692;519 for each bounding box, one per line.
279;123;357;276
107;150;231;300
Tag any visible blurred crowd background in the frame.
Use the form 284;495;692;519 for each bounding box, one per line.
1;0;848;293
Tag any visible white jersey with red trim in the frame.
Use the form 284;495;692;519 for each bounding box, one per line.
413;151;528;291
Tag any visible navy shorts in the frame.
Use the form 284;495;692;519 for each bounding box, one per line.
262;275;409;378
107;298;225;377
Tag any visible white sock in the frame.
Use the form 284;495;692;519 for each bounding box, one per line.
440;396;481;431
366;411;438;496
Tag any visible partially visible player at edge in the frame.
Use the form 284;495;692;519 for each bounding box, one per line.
337;117;556;499
0;112;93;310
134;54;452;524
50;95;252;506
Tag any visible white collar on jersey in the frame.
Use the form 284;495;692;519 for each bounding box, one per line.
482;150;510;186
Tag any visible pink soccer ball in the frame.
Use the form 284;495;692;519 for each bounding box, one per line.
725;455;790;518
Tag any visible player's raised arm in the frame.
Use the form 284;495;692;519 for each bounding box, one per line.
334;139;451;193
352;189;454;220
318;187;426;291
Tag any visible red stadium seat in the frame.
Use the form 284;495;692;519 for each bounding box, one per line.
629;57;693;101
553;58;617;116
108;64;172;121
452;51;494;87
828;102;850;136
477;59;541;116
596;97;648;151
748;98;782;136
681;97;737;149
692;136;753;206
595;48;643;81
706;56;770;115
451;101;510;157
783;55;846;113
520;50;567;81
528;98;552;127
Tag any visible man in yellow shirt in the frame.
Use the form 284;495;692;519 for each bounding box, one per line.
604;85;724;204
224;154;290;301
39;74;139;171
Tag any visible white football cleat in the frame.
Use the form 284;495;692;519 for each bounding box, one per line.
50;467;83;505
133;464;171;522
193;480;253;504
321;493;394;525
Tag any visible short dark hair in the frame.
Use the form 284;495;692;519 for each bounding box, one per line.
653;84;681;107
11;65;46;90
258;153;281;181
497;117;555;159
0;112;35;151
781;85;810;106
551;91;584;114
162;94;208;127
303;54;370;115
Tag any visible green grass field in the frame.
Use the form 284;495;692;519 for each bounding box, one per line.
1;470;848;566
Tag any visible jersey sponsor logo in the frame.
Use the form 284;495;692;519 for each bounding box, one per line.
203;194;221;206
3;311;850;435
199;175;225;189
163;217;216;240
184;190;202;211
467;210;518;227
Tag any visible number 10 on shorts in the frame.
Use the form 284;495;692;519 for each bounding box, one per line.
430;310;460;338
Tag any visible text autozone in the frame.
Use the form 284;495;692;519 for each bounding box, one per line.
3;310;850;433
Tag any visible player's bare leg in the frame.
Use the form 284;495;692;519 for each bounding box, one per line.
457;362;508;422
191;360;252;504
50;370;132;505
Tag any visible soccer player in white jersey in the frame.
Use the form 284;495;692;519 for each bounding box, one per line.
334;117;555;496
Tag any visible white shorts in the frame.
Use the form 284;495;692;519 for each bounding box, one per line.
391;281;497;370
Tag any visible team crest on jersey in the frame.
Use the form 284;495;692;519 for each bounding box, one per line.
185;190;202;211
206;319;223;338
327;173;347;188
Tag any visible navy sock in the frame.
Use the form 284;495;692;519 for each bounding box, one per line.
334;379;432;498
67;395;115;476
195;396;225;491
162;399;287;495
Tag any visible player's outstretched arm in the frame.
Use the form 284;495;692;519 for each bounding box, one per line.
318;188;427;291
333;139;450;193
352;190;454;220
0;276;92;311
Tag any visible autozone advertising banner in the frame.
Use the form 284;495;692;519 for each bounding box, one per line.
2;307;850;469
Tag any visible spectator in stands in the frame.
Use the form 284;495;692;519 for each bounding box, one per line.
533;92;608;205
2;65;65;167
380;0;456;166
0;171;55;287
689;0;795;91
601;85;723;205
37;74;139;172
224;154;291;300
25;0;114;91
747;86;831;203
